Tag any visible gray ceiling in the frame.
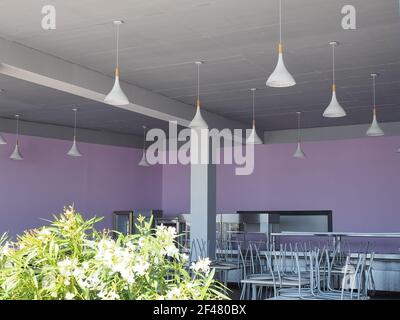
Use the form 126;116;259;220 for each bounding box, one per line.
0;74;172;136
0;0;400;133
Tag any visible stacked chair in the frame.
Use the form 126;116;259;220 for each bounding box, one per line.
238;240;375;300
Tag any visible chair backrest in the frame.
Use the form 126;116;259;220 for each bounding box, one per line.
324;247;340;291
308;249;322;296
237;243;246;278
238;243;253;279
364;252;375;295
339;256;351;299
293;250;310;298
252;242;266;274
264;251;278;297
190;238;209;261
341;253;365;300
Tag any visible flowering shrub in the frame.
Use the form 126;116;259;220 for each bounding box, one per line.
0;206;228;300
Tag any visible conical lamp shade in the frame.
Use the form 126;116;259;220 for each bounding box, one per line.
67;140;82;157
104;72;129;106
138;151;150;167
10;143;23;160
366;112;384;137
266;52;296;88
0;134;6;145
189;106;208;129
323;90;346;118
292;142;306;159
246;126;263;145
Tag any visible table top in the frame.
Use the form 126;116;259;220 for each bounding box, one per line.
211;262;240;270
271;232;400;238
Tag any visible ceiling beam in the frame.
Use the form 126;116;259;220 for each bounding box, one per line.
0;117;143;148
0;37;246;131
264;121;400;144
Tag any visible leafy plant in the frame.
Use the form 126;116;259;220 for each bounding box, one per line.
0;206;228;300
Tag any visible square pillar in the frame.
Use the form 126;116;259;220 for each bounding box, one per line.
190;129;216;260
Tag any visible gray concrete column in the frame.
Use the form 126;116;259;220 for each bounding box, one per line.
190;129;216;260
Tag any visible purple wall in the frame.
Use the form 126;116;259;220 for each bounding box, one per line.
0;133;162;237
162;136;400;233
162;163;190;216
2;131;400;248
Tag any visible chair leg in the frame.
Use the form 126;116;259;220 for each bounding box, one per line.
240;283;246;300
251;284;257;300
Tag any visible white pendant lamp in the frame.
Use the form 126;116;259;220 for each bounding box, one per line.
266;0;296;88
0;134;6;145
366;73;384;137
104;20;129;106
67;108;82;157
189;61;208;129
323;42;346;118
10;114;23;161
246;88;263;145
292;112;306;159
138;125;150;167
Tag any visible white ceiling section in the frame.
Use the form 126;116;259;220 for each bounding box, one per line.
0;0;399;134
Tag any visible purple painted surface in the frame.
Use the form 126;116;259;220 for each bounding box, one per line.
161;163;190;216
1;131;400;252
162;136;400;233
0;133;162;237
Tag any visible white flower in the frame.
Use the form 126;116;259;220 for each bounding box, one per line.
181;254;189;262
42;274;56;289
120;268;136;284
85;273;101;289
126;241;136;251
133;261;150;276
97;239;115;252
107;291;120;300
157;225;167;231
156;225;177;240
65;292;75;300
98;290;120;300
165;244;179;258
37;229;51;237
76;278;88;289
138;237;145;248
57;258;78;277
190;257;211;274
166;287;181;299
167;226;177;237
73;268;84;279
1;277;16;292
187;282;195;289
1;242;12;256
